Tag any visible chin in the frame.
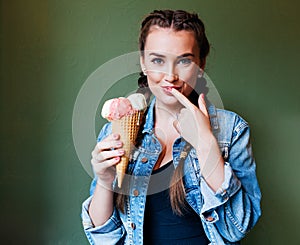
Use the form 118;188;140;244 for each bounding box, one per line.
157;95;181;107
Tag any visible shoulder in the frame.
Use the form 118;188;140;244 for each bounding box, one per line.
215;108;249;130
209;105;250;143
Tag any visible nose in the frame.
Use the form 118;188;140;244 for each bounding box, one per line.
163;66;179;82
164;73;178;82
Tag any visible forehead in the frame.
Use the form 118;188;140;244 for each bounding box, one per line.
144;27;199;56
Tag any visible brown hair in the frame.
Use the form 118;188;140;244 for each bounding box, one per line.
139;10;209;67
116;9;210;215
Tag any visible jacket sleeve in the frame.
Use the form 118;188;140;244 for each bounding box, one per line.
82;195;126;245
81;123;126;244
200;114;262;242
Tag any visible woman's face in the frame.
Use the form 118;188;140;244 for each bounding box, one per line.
141;26;201;107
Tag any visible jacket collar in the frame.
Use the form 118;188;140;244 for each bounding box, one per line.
142;97;219;134
142;97;156;134
207;100;219;130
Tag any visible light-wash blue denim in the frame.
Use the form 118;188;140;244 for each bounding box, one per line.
82;98;261;245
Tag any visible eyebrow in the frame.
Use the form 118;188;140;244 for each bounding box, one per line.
149;52;195;58
177;53;195;58
149;52;166;58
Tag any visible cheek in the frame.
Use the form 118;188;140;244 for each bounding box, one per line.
182;83;194;97
179;64;199;85
146;71;164;85
180;72;197;91
181;70;198;96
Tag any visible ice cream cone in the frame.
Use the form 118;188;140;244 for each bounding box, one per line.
112;111;143;188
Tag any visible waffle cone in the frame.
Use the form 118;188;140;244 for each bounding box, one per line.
112;111;143;188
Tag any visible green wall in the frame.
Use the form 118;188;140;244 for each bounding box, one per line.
1;0;299;244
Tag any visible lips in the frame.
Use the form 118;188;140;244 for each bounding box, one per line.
162;85;182;92
161;85;182;96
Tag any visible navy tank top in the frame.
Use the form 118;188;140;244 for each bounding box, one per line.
143;161;209;245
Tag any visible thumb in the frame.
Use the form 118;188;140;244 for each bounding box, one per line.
198;93;209;117
173;120;181;134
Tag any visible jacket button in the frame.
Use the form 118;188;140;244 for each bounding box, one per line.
141;157;148;163
206;216;214;222
133;189;139;196
131;222;136;230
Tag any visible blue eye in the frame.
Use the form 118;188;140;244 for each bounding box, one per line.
178;58;192;65
151;58;164;65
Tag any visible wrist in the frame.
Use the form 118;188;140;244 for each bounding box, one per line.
196;133;218;155
96;178;114;190
196;134;222;164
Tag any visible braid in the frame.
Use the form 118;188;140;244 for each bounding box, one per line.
137;72;152;103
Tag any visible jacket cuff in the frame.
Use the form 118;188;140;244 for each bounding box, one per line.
81;196;121;232
200;162;241;215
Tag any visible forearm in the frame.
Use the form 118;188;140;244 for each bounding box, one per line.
197;134;225;192
89;181;114;227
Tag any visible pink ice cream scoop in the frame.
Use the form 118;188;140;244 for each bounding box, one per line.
101;97;137;121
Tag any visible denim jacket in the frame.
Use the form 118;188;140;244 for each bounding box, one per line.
82;98;261;245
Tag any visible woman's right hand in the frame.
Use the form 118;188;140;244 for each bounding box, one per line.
91;133;124;187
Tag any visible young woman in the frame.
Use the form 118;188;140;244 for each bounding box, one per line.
82;10;261;245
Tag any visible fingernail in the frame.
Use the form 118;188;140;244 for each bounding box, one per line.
116;141;122;147
114;157;120;161
118;149;125;154
113;134;119;139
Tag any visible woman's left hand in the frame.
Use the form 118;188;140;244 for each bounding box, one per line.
170;88;212;150
171;88;224;188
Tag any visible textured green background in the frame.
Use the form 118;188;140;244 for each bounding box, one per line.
1;0;299;244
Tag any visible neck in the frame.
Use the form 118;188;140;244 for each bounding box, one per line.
154;101;182;143
154;101;183;121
